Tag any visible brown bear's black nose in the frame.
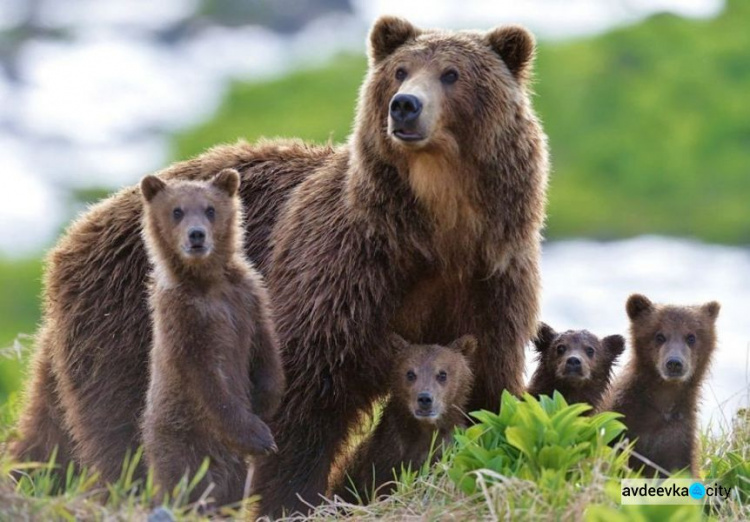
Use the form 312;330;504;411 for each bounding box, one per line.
666;358;684;376
566;356;581;368
417;392;433;409
188;227;206;247
390;94;422;123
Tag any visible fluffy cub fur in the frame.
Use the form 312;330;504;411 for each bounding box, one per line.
140;169;284;507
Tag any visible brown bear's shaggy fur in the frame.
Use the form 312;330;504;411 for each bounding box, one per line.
252;17;547;516
598;294;720;476
12;16;548;514
11;140;323;482
331;334;475;504
527;323;624;410
139;170;283;507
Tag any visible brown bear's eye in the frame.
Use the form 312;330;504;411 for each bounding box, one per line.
436;371;447;383
441;69;459;85
206;206;215;220
686;334;696;346
406;370;416;382
585;347;595;358
172;208;183;220
556;344;566;355
655;333;667;344
395;67;407;81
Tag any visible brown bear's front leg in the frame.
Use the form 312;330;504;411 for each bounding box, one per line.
467;250;541;413
252;363;383;518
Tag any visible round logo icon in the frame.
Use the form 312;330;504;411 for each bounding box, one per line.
689;482;706;500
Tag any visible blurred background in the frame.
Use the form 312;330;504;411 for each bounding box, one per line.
0;0;748;429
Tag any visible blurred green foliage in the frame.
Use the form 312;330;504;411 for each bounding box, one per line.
0;259;41;402
175;0;750;243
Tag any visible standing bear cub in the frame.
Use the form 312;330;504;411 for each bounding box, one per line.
527;323;625;410
332;334;476;504
140;169;284;507
598;294;720;477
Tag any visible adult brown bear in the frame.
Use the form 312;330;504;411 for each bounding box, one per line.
12;16;548;517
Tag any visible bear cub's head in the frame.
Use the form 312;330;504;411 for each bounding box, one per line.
390;334;476;426
533;323;625;388
626;294;720;383
140;168;241;269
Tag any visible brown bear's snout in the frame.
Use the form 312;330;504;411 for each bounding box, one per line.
188;227;206;249
389;93;423;141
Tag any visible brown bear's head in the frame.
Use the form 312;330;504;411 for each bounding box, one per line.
626;294;720;383
533;323;625;388
356;16;536;166
389;333;476;426
140;169;242;274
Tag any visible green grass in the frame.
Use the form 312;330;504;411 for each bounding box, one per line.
0;378;748;520
175;0;750;244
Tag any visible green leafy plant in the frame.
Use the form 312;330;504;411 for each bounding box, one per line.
448;391;629;495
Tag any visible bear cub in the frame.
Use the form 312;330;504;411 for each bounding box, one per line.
528;323;625;410
332;334;476;504
598;294;720;476
139;169;285;507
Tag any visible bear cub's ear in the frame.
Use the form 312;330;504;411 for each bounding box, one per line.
702;301;721;322
369;16;419;63
212;168;241;197
626;293;654;321
486;25;535;81
533;322;557;353
602;335;626;360
140;175;166;203
389;332;412;354
450;335;478;357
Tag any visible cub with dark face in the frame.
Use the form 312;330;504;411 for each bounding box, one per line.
527;323;625;410
598;294;720;476
139;169;284;508
331;334;476;504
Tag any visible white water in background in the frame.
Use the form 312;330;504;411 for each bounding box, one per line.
538;236;750;431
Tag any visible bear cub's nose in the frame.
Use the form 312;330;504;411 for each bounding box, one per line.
566;356;582;368
417;392;433;409
188;227;206;248
665;358;684;377
390;94;422;123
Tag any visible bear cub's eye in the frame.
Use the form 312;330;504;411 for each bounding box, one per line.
395;68;408;81
441;69;459;85
686;334;696;346
585;346;595;358
206;206;215;220
406;370;416;382
172;208;184;220
556;344;566;355
655;333;667;344
436;371;447;383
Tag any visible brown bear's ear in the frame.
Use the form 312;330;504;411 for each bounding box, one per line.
602;335;626;360
211;168;241;197
369;16;419;63
485;25;535;82
626;294;654;321
451;335;478;357
140;175;166;202
702;301;721;322
533;322;556;353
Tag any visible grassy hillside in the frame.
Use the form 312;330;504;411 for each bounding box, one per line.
176;0;750;244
